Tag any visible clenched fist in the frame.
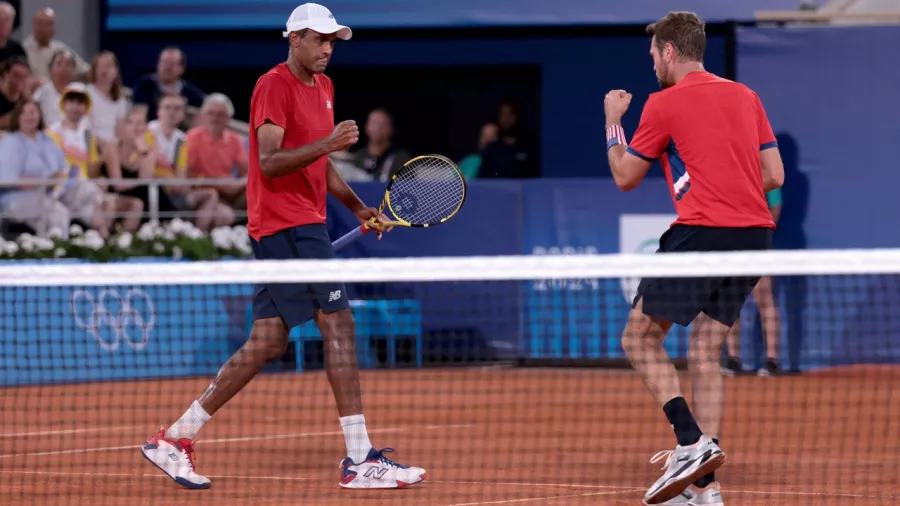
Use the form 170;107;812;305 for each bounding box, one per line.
325;120;359;152
604;90;633;124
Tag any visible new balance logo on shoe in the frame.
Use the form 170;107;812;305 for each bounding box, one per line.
363;467;389;479
328;290;342;302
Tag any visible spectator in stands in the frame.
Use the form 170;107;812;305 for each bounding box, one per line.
352;108;410;182
112;103;173;219
478;99;538;179
22;8;90;83
0;56;30;129
131;47;205;122
0;2;26;65
457;122;499;180
186;93;247;210
86;51;127;144
46;83;142;238
0;99;70;236
32;48;76;125
149;93;233;231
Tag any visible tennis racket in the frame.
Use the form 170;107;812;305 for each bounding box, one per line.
332;154;466;251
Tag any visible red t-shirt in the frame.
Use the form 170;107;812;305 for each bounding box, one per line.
246;63;335;240
628;71;777;229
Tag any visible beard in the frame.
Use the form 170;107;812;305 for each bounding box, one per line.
656;63;673;89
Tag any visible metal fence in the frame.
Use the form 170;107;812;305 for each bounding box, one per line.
0;178;247;223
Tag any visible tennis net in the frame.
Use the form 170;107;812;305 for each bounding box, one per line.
1;249;899;505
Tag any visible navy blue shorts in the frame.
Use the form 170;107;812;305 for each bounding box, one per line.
250;223;350;328
633;225;772;327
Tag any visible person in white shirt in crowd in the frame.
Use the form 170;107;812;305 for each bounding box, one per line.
149;93;232;231
22;7;89;83
46;83;141;238
86;51;128;144
0;99;70;236
32;48;77;125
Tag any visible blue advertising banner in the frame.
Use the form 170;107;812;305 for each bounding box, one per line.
0;282;252;386
105;0;810;31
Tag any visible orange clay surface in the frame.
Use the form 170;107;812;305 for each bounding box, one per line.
1;365;898;505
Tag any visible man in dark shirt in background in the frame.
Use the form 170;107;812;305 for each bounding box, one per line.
0;56;29;129
132;47;205;122
479;99;538;178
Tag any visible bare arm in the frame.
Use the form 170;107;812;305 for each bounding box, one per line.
0;113;11;130
257;123;331;179
760;147;785;192
607;143;652;191
326;158;365;212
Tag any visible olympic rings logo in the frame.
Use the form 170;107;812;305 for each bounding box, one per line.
70;289;156;352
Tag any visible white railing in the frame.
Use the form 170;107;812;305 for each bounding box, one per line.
0;178;246;223
756;0;900;24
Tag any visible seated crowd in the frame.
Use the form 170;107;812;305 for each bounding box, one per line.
0;3;245;239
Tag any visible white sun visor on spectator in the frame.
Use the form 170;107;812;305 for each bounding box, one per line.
282;3;352;40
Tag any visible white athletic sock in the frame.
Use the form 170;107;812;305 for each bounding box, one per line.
340;414;372;464
166;400;211;441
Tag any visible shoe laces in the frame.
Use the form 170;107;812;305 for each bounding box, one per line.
372;448;402;468
176;439;198;471
649;449;675;471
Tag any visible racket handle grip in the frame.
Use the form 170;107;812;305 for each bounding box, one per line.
332;224;370;251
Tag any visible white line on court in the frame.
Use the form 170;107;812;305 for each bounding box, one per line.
0;426;140;438
433;480;632;490
0;423;476;459
440;489;635;506
433;480;898;501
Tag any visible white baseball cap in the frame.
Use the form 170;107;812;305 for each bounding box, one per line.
282;3;352;40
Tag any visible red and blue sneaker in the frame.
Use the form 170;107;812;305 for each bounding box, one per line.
339;447;426;489
140;427;211;489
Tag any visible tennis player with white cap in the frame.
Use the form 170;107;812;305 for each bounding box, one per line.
139;3;425;491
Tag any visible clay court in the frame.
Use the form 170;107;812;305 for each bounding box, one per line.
1;366;897;505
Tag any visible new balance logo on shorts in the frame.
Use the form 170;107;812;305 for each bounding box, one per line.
328;290;342;302
363;467;389;479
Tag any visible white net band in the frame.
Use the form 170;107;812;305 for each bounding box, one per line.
1;248;899;286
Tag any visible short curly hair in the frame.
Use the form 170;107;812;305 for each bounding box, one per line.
646;11;706;62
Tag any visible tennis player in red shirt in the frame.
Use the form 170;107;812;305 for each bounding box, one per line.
603;12;784;505
141;3;425;491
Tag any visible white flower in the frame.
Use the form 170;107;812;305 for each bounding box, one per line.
115;232;133;250
152;243;165;253
17;234;34;252
83;230;105;250
4;242;19;255
210;227;232;250
33;237;55;251
69;224;84;236
172;245;183;260
54;247;66;258
187;227;205;240
137;222;156;241
47;227;64;239
168;218;188;233
163;229;176;241
236;242;253;256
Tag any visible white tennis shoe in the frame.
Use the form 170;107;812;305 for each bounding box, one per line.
643;435;725;504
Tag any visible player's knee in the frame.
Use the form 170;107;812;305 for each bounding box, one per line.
249;318;289;362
